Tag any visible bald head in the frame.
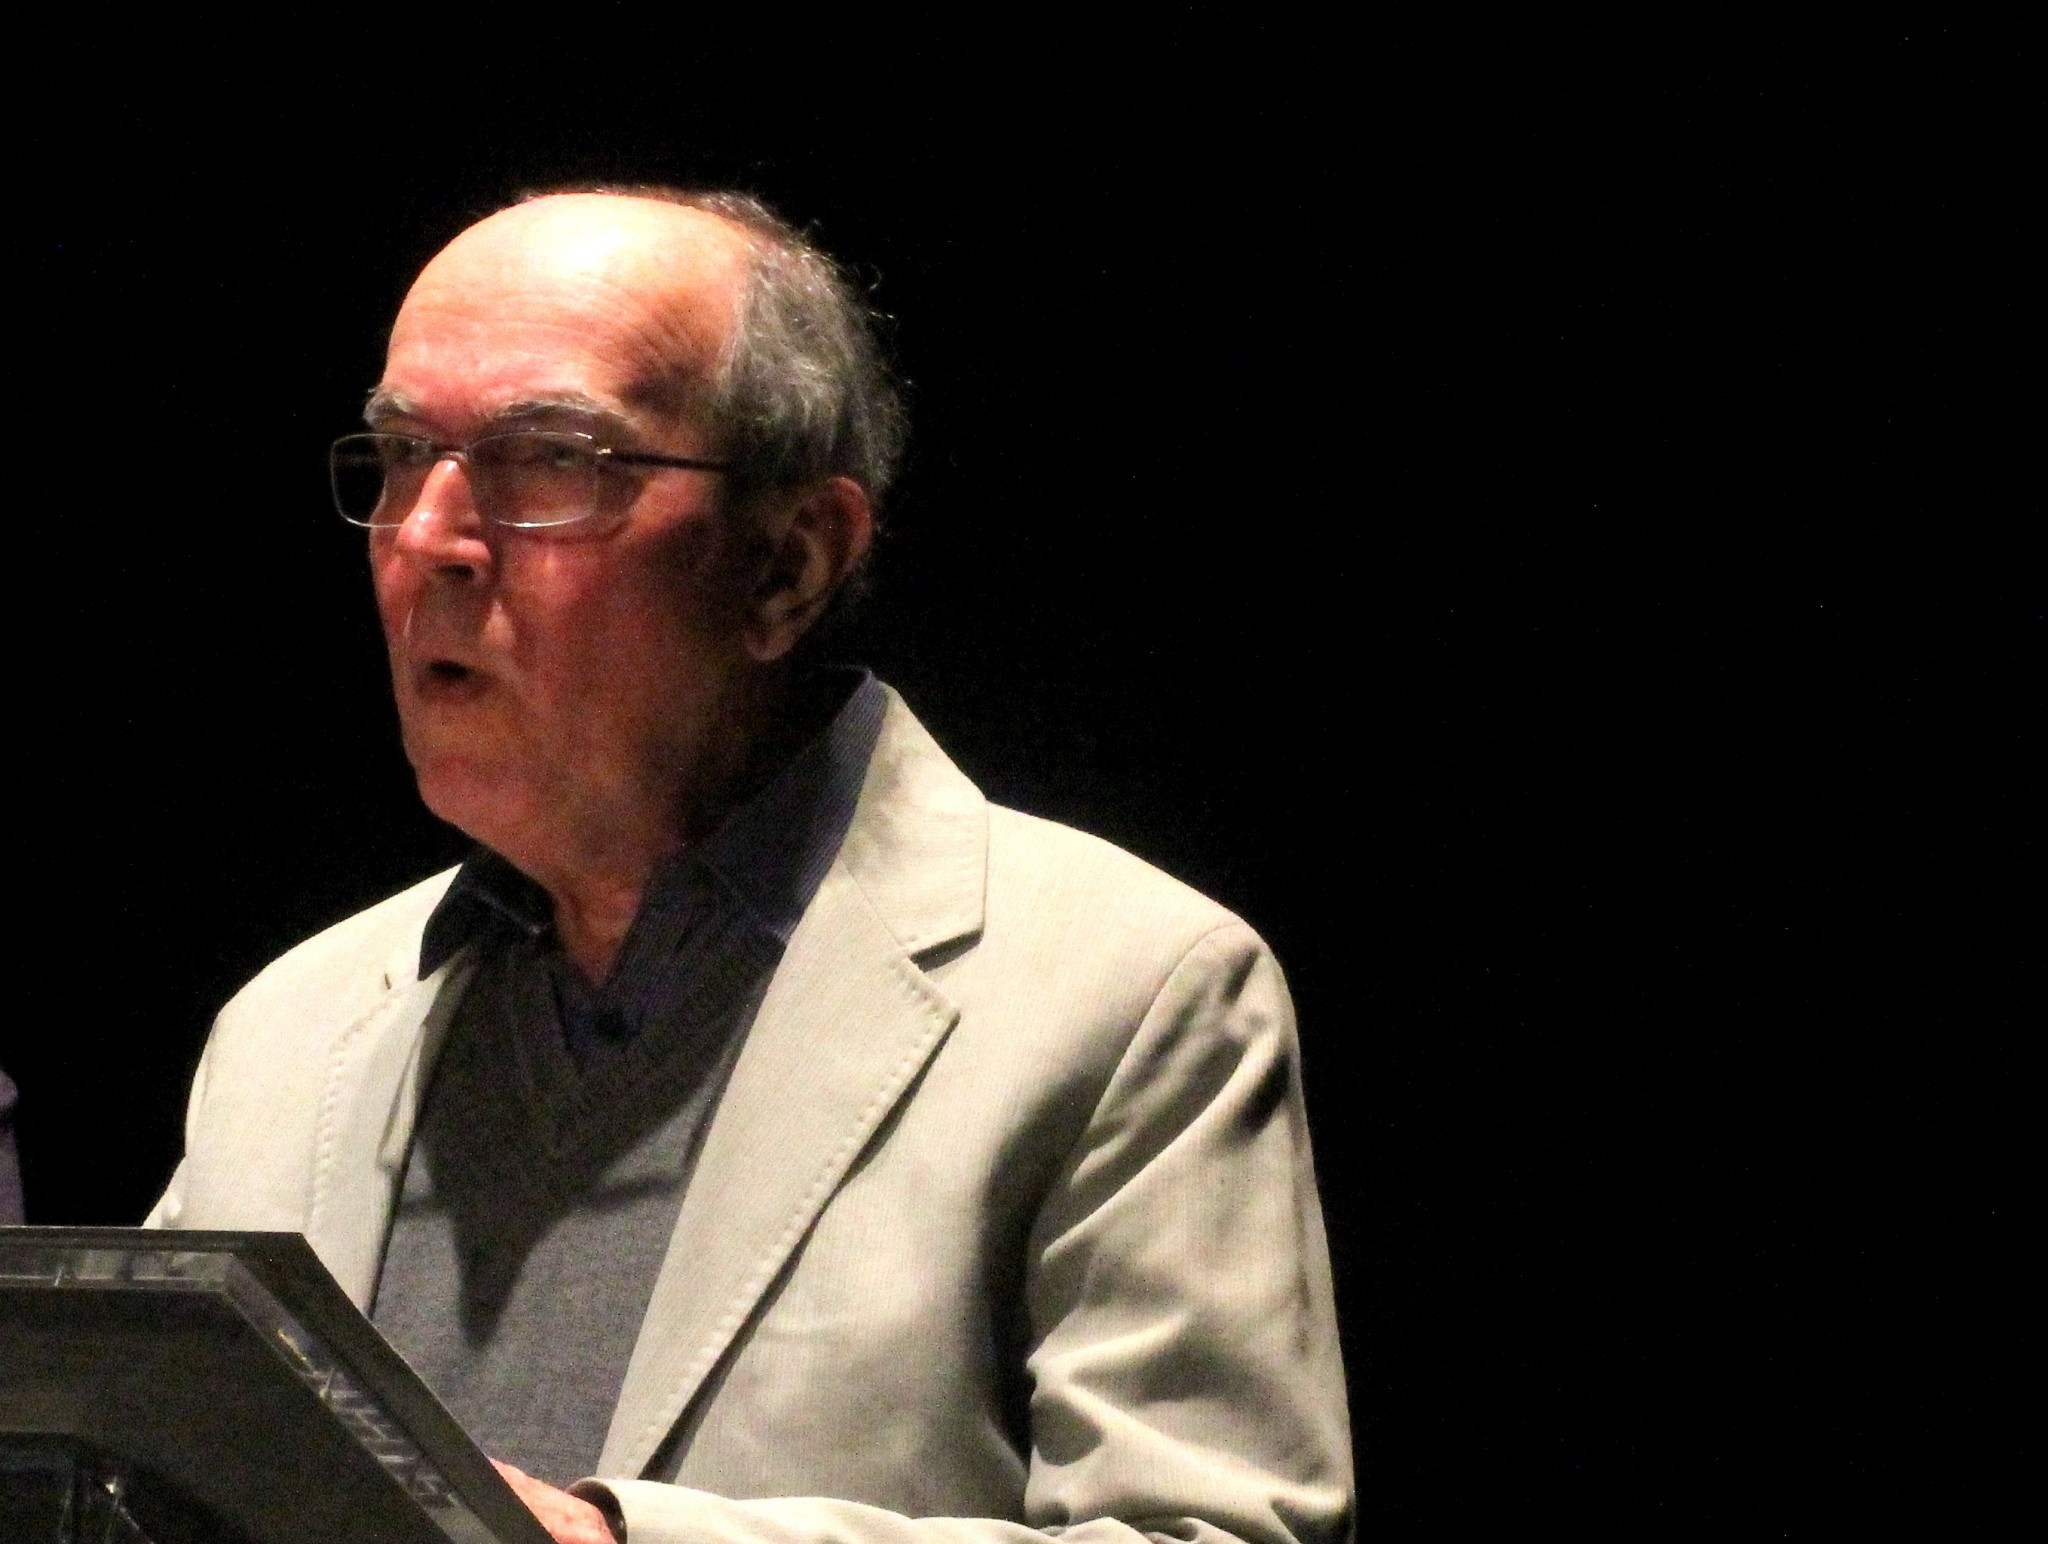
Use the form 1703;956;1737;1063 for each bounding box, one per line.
386;194;753;433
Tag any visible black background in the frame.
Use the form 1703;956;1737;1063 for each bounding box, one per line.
9;20;2029;1536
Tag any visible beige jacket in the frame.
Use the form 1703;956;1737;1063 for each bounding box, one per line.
149;689;1353;1544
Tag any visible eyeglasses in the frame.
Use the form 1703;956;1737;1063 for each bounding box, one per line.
329;430;730;533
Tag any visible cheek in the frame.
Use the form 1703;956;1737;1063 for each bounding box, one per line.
496;551;611;654
547;527;742;646
648;518;760;638
564;578;746;723
369;541;414;642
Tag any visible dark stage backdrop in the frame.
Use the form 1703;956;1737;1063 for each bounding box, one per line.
11;24;2028;1538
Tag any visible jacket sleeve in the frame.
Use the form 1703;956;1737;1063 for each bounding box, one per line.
583;924;1354;1544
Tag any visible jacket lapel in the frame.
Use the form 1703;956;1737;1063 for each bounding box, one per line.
302;947;476;1309
601;691;987;1475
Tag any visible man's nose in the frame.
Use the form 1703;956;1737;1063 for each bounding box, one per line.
391;456;493;575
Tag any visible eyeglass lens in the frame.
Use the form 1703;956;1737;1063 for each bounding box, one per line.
331;433;610;529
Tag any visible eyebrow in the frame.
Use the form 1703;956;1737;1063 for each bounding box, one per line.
361;388;417;426
360;390;635;434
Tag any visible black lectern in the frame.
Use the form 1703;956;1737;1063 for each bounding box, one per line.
0;1228;552;1544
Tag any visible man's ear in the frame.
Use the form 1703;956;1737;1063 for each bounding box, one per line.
741;476;876;663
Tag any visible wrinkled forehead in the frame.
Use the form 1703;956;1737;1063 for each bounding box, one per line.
386;195;751;416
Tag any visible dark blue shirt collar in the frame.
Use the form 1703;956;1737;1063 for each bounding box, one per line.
419;670;887;979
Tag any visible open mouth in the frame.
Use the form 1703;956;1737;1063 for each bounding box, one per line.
414;658;487;700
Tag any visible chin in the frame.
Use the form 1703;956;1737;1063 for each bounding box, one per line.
408;756;528;852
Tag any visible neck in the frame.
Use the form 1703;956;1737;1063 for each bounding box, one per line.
549;875;659;986
514;664;842;985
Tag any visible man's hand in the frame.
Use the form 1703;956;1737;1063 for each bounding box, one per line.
491;1459;621;1543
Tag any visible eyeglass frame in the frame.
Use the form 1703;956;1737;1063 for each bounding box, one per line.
328;429;732;533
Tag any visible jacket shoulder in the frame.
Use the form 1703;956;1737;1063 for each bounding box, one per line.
216;868;459;1035
984;804;1244;946
150;868;464;1236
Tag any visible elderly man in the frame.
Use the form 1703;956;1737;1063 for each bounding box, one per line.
148;190;1351;1544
